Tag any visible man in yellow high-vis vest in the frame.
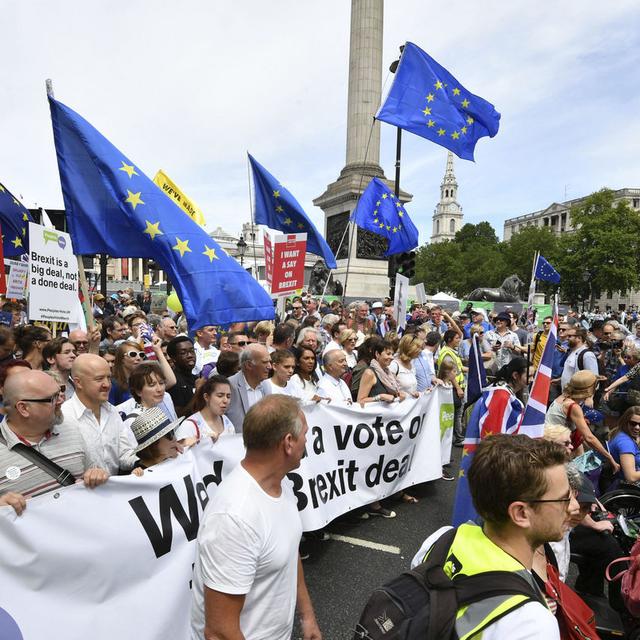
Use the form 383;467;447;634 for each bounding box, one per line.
412;434;579;639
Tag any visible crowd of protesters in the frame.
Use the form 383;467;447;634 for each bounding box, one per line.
3;287;640;638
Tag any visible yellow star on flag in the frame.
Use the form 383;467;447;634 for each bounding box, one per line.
172;237;191;257
427;119;435;128
21;227;26;236
392;227;398;233
398;211;404;218
373;218;379;224
395;201;401;208
398;224;402;230
275;205;284;213
461;126;468;134
11;237;22;248
386;225;391;231
437;128;446;136
202;245;219;262
453;88;461;96
373;209;378;215
422;106;431;116
426;93;435;103
283;217;293;226
467;116;474;125
22;213;29;221
462;448;470;458
451;131;460;140
461;98;470;108
382;193;388;199
12;198;19;206
119;161;138;179
143;220;163;240
125;190;145;210
434;80;443;90
376;200;381;206
273;190;280;198
459;469;465;478
379;223;384;228
0;184;4;192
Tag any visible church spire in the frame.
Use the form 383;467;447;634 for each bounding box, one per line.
431;151;463;243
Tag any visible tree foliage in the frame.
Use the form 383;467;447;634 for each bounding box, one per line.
413;189;640;302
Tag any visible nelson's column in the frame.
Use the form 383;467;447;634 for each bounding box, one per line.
313;0;411;298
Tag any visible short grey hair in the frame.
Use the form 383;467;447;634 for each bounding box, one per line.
295;327;320;347
321;313;339;327
243;395;303;450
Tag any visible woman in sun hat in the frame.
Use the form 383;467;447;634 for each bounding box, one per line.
129;407;186;474
545;370;619;472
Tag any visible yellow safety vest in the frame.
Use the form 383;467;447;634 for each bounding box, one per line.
437;345;465;388
425;524;546;640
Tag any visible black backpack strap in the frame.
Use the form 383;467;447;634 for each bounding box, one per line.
0;434;76;487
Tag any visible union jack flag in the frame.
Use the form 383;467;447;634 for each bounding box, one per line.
517;302;558;438
452;385;524;526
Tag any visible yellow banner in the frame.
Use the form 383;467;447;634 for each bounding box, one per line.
153;169;207;227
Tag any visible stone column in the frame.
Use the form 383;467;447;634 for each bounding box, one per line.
344;0;383;173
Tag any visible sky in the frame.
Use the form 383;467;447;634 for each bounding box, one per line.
1;0;639;245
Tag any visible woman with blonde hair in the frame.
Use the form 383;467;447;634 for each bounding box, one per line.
252;321;273;346
389;334;422;397
339;329;358;369
543;423;574;456
545;370;619;472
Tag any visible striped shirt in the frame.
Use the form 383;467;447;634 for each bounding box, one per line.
0;418;89;498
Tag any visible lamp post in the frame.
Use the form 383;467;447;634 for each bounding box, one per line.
236;235;247;267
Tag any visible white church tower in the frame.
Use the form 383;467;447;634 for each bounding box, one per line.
431;151;463;243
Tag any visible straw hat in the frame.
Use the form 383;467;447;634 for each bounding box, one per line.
130;407;185;453
565;370;598;400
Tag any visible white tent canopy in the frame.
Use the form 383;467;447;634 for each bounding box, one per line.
430;291;459;302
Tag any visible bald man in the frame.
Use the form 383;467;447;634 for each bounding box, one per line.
0;369;108;514
226;344;272;432
62;354;137;474
69;327;100;355
317;350;351;403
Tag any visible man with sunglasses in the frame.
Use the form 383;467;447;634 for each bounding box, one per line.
0;369;109;514
412;435;578;639
531;316;553;372
227;331;249;354
63;354;137;475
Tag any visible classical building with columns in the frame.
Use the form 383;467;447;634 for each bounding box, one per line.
313;0;411;298
431;151;463;243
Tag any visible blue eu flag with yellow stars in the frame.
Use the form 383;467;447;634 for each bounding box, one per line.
249;154;337;269
350;177;418;255
535;255;561;284
0;182;33;257
48;96;274;329
376;42;501;161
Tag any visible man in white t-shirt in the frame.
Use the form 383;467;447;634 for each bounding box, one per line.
412;434;579;639
317;350;351;403
192;325;220;376
190;395;321;640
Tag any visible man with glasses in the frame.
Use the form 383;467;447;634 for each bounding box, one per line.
69;328;100;355
0;369;109;514
156;317;178;342
531;316;553;372
63;354;137;475
227;331;249;353
285;299;305;325
561;327;599;390
412;434;577;639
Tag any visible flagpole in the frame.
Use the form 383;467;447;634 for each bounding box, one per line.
46;79;95;331
245;156;259;277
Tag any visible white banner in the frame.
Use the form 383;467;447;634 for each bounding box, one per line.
0;390;447;640
27;222;79;323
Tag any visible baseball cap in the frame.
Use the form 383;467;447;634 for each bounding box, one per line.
371;301;383;310
573;471;597;504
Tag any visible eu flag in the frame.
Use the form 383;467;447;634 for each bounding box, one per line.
376;42;501;161
351;177;418;255
249;154;336;269
48;97;275;329
535;255;561;284
0;182;34;257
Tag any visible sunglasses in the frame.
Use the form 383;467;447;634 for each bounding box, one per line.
543;321;552;325
230;341;248;347
629;420;640;426
72;341;89;346
20;391;61;406
126;350;145;359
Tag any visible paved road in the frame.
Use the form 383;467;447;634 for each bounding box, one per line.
294;449;461;639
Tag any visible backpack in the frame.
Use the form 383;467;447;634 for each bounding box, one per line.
576;347;606;377
352;528;544;640
606;537;640;617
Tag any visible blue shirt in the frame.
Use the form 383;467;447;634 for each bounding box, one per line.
609;431;640;478
414;352;433;392
463;320;491;339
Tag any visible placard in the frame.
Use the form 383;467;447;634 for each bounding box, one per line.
5;259;28;299
27;222;79;323
394;272;410;330
264;232;306;295
415;282;427;305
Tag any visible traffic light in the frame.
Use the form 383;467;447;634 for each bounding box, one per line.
395;251;416;280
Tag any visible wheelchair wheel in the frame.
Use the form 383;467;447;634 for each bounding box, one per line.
600;487;640;553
